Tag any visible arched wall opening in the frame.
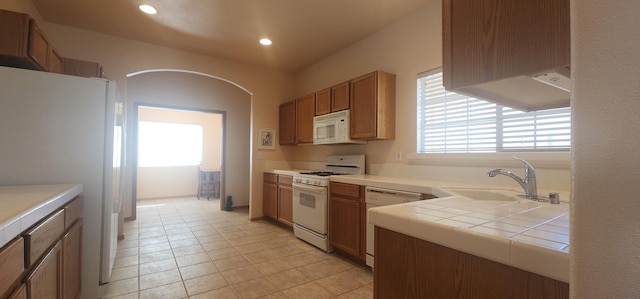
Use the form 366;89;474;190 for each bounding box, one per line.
123;69;252;218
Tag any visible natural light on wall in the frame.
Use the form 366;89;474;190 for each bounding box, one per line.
138;121;203;167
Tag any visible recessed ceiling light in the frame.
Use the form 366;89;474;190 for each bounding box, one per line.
260;38;272;46
139;4;157;15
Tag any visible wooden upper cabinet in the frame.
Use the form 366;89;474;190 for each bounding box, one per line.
63;58;107;78
27;19;50;71
0;10;55;72
295;94;315;144
316;81;350;116
278;100;296;145
315;88;331;116
331;81;350;112
49;48;63;74
442;0;570;111
350;71;395;140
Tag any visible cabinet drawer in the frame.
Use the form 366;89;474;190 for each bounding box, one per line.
264;173;278;184
330;182;361;199
278;175;292;186
0;238;25;299
24;209;64;267
63;196;83;230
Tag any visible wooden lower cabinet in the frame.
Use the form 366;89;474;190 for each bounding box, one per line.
263;173;278;219
374;227;569;299
263;173;294;228
0;195;83;299
277;175;294;227
0;238;24;299
62;220;82;299
329;182;365;261
26;241;62;299
7;284;26;299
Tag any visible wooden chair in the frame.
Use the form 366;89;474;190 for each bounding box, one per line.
197;167;220;200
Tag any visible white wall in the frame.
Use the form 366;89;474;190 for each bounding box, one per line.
291;0;571;193
571;1;640;297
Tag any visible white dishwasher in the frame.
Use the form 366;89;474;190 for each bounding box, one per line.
365;187;424;268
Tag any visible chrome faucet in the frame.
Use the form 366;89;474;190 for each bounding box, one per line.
487;157;539;200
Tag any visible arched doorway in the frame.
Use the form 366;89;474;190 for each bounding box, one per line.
123;70;252;220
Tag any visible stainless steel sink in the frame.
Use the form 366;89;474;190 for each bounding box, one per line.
442;188;520;201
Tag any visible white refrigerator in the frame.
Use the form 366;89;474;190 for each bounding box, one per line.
0;66;125;298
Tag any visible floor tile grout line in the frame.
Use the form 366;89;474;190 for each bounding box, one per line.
107;197;373;298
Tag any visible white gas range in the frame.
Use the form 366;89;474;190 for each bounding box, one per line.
292;155;365;252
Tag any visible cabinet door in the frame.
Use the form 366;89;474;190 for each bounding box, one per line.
329;196;360;257
26;241;61;299
442;0;570;90
295;94;315;144
49;47;63;74
278;101;296;145
331;81;350;112
62;220;82;299
0;238;24;299
27;19;50;71
62;58;102;78
7;284;26;299
0;10;30;58
315;88;331;116
277;184;293;227
350;72;377;139
263;174;278;219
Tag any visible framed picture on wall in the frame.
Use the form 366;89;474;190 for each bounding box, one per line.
258;128;276;150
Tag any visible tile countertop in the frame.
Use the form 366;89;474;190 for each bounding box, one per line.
331;174;570;283
264;169;313;176
0;184;83;248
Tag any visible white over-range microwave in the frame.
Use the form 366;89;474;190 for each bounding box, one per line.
313;110;366;145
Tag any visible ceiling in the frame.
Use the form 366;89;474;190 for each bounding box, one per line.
31;0;435;73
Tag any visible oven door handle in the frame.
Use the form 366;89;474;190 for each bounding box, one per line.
293;183;327;193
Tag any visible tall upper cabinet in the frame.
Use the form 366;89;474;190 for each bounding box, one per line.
350;71;395;140
442;0;570;111
295;94;315;144
279;101;296;145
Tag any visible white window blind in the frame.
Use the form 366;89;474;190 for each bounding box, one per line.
417;71;571;153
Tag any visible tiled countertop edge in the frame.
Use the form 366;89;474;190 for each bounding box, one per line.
0;184;83;248
370;205;570;283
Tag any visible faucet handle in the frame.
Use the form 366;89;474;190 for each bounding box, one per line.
513;156;535;172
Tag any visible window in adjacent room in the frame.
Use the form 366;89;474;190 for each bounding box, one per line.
417;69;571;153
138;121;203;166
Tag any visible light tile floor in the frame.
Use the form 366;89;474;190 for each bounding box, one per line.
104;197;373;299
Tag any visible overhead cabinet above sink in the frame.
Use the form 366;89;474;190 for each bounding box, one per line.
442;0;570;111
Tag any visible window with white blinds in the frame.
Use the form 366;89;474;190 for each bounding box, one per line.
417;71;571;153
